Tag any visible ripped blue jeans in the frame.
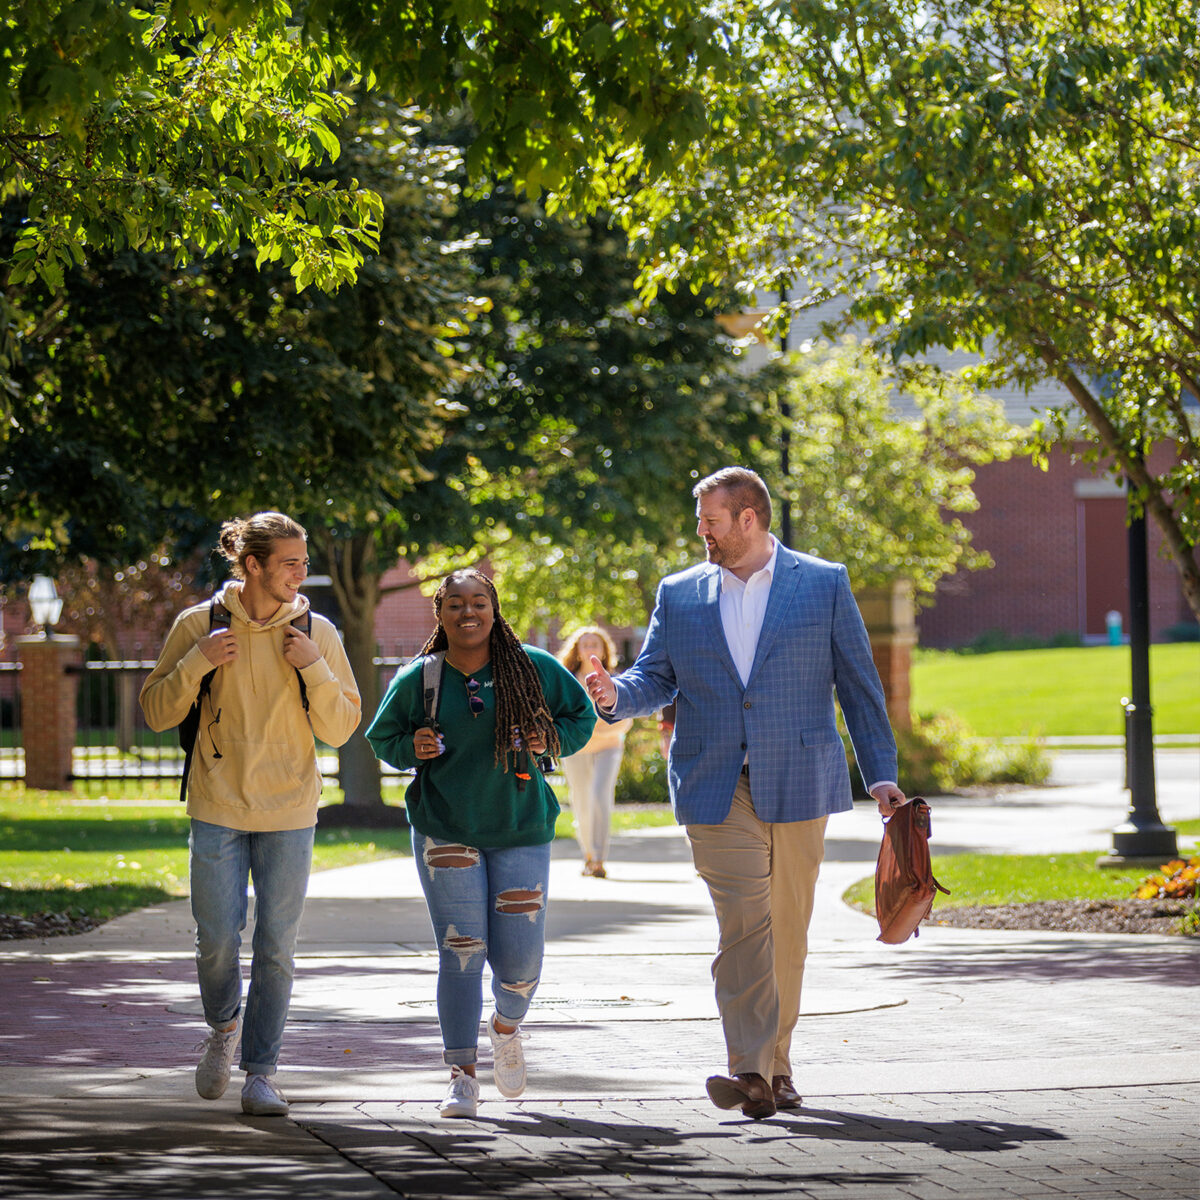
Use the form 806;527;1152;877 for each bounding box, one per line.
412;832;550;1066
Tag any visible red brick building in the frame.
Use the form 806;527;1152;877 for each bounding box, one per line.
915;446;1195;648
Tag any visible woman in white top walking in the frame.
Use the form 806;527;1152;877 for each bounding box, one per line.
558;627;632;878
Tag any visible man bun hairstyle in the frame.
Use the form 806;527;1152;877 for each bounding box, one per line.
419;568;561;772
218;512;307;579
693;466;773;531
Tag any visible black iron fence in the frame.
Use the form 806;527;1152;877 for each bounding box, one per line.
1;657;411;791
68;659;185;783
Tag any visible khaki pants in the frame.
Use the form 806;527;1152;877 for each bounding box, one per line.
686;776;826;1080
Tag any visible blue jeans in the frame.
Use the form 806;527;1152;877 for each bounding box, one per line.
189;820;314;1075
413;832;551;1066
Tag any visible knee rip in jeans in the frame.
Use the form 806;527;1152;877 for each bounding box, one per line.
495;885;544;922
442;923;486;969
498;977;539;999
424;843;480;870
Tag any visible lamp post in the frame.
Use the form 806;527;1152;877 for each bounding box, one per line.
1100;501;1178;866
28;576;63;637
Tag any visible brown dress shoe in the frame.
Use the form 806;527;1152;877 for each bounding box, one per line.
772;1075;804;1110
705;1073;777;1120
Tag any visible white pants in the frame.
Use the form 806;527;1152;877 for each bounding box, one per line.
561;745;624;863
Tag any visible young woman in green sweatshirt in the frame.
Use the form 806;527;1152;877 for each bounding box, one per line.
365;569;595;1118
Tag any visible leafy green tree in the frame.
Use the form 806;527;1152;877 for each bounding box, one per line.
3;96;768;815
314;187;772;812
763;339;1017;600
302;0;741;205
3;95;477;814
411;188;771;635
2;0;746;378
621;0;1200;618
2;2;381;311
1;97;470;567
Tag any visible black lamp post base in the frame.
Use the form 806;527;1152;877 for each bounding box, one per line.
1096;823;1179;869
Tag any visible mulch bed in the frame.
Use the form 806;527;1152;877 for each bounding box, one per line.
2;901;1195;941
930;898;1196;937
0;912;102;941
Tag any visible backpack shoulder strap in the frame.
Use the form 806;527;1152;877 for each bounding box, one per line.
422;652;446;725
290;608;313;713
196;598;229;699
180;597;229;802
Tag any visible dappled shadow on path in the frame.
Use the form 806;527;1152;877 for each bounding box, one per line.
296;1100;1066;1199
879;937;1200;987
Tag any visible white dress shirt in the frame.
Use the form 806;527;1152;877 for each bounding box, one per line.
719;537;779;686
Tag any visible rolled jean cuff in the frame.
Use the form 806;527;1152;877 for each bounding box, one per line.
494;997;533;1028
443;1045;478;1067
239;1058;278;1077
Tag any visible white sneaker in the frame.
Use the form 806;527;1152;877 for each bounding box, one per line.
438;1066;480;1119
241;1073;289;1116
488;1012;528;1098
195;1020;240;1100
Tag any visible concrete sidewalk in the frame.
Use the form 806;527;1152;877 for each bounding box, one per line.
0;751;1197;1198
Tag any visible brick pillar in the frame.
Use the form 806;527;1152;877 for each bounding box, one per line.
16;635;82;790
855;581;915;732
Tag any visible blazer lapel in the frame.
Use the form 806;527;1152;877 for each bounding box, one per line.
746;551;803;686
699;567;742;686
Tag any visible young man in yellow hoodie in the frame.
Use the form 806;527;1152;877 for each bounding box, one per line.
140;512;361;1115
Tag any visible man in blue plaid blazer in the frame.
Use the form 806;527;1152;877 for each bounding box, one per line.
587;467;906;1119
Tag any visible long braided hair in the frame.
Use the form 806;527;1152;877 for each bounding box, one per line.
418;569;561;774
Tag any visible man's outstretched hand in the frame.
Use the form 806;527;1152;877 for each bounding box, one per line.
583;655;616;710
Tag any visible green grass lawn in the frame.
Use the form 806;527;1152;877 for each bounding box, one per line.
0;786;413;922
0;780;677;924
911;643;1199;737
555;800;677;840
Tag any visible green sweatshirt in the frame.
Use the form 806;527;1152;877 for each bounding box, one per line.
365;646;596;848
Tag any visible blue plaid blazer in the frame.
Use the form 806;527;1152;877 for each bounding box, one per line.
606;546;897;824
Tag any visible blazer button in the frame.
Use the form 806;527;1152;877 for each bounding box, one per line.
743;701;752;709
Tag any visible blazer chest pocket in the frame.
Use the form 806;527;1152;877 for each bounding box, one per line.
672;737;702;759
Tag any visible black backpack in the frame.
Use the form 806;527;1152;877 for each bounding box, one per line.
177;598;312;802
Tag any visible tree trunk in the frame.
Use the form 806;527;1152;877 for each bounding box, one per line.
318;531;406;826
101;618;138;754
116;672;138;755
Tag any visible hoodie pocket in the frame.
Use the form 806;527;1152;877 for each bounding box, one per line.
207;740;310;810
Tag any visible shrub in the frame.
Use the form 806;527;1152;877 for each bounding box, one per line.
615;717;670;805
953;629;1083;654
843;711;1051;795
1163;621;1200;643
615;752;670;805
614;704;1053;806
895;712;985;793
983;737;1054;786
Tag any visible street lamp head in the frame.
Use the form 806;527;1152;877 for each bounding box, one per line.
28;575;63;636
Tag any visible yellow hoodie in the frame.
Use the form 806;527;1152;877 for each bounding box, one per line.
140;583;361;832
